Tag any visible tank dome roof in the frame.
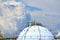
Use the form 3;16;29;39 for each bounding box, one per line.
17;24;55;40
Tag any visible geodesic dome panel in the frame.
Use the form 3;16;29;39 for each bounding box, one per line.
17;25;55;40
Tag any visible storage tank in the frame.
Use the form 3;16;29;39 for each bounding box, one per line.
17;22;55;40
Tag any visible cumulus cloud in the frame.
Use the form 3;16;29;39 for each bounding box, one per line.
0;1;26;35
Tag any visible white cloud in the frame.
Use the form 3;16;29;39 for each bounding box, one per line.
0;1;25;35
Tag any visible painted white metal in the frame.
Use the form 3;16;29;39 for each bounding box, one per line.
17;25;55;40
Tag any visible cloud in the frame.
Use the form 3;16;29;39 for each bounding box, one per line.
0;1;31;36
0;1;26;35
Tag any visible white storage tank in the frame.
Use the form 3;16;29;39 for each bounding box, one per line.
17;22;55;40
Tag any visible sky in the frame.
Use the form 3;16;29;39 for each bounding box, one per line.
23;0;60;32
17;0;60;34
0;0;60;36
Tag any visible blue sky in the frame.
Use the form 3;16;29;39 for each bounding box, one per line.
26;0;60;29
0;0;60;36
19;0;60;32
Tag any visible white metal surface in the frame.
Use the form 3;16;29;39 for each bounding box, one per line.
17;25;55;40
